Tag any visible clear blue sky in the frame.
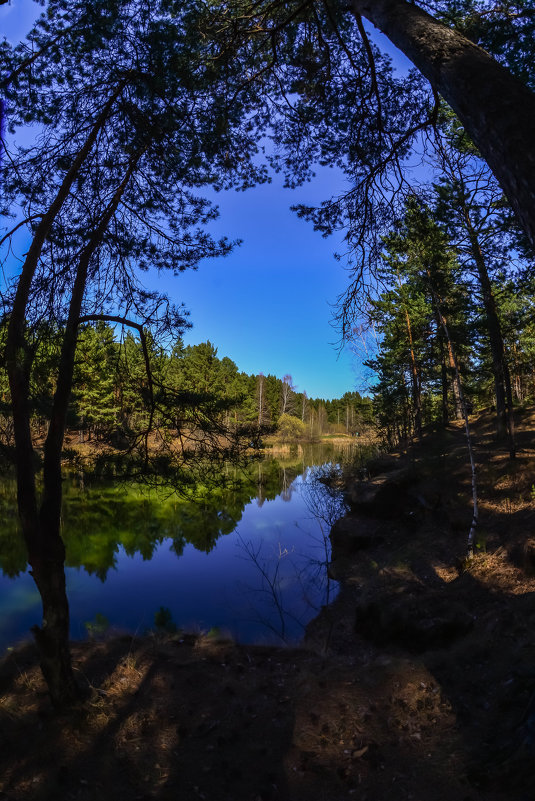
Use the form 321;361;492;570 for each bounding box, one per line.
175;175;359;399
1;1;410;400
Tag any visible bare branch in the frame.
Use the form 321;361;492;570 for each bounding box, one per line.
0;215;43;250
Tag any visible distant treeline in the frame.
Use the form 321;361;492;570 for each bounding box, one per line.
0;323;373;443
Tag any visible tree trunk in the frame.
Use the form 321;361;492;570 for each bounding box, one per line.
473;267;507;439
5;136;139;707
350;0;535;251
439;338;449;426
443;332;463;420
257;374;264;425
5;355;80;707
427;273;478;556
29;540;80;708
503;358;516;456
41;156;141;537
4;89;124;705
399;285;422;441
461;208;515;457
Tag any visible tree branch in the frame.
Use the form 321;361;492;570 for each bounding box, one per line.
0;215;43;250
1;29;72;89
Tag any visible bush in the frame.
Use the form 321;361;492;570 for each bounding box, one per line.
277;413;306;441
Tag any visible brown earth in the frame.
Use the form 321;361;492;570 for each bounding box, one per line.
1;408;535;800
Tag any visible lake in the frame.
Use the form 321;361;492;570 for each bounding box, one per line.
0;442;370;652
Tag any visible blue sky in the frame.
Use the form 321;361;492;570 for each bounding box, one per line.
1;1;410;400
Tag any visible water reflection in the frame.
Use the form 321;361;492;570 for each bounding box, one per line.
235;465;348;643
0;443;369;649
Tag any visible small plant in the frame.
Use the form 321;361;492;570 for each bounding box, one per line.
154;606;177;633
206;626;232;640
84;612;109;637
475;531;487;552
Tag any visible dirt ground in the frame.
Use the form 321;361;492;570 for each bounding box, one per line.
1;408;535;800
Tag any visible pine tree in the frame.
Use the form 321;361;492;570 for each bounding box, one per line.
72;323;118;440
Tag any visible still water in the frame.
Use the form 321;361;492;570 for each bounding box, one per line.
0;443;367;652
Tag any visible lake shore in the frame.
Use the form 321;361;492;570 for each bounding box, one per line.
2;408;535;800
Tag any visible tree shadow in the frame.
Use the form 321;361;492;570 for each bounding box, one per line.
0;637;299;801
1;630;491;801
346;555;535;799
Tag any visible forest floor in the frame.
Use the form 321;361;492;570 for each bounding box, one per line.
1;408;535;800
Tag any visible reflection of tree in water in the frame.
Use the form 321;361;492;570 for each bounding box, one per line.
236;534;301;643
0;470;247;580
0;456;307;581
297;464;348;605
0;478;27;577
255;458;301;507
300;465;348;529
0;453;347;664
280;467;294;502
59;472;256;579
236;465;347;643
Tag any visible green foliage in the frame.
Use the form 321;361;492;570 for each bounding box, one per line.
0;313;372;452
277;413;306;442
72;323;118;435
84;612;110;638
0;451;331;580
365;199;474;444
438;0;535;91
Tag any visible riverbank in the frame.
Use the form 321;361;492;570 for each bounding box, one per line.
1;408;534;800
307;406;535;798
57;428;379;465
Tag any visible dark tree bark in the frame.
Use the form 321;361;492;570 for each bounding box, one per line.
35;160;139;707
439;328;463;421
350;0;535;251
438;338;449;426
41;155;141;542
29;546;79;708
461;209;516;457
403;305;422;441
427;277;478;557
5;88;124;551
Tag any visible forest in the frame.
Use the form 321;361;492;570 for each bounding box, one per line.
362;189;532;453
2;0;535;798
0;325;373;445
